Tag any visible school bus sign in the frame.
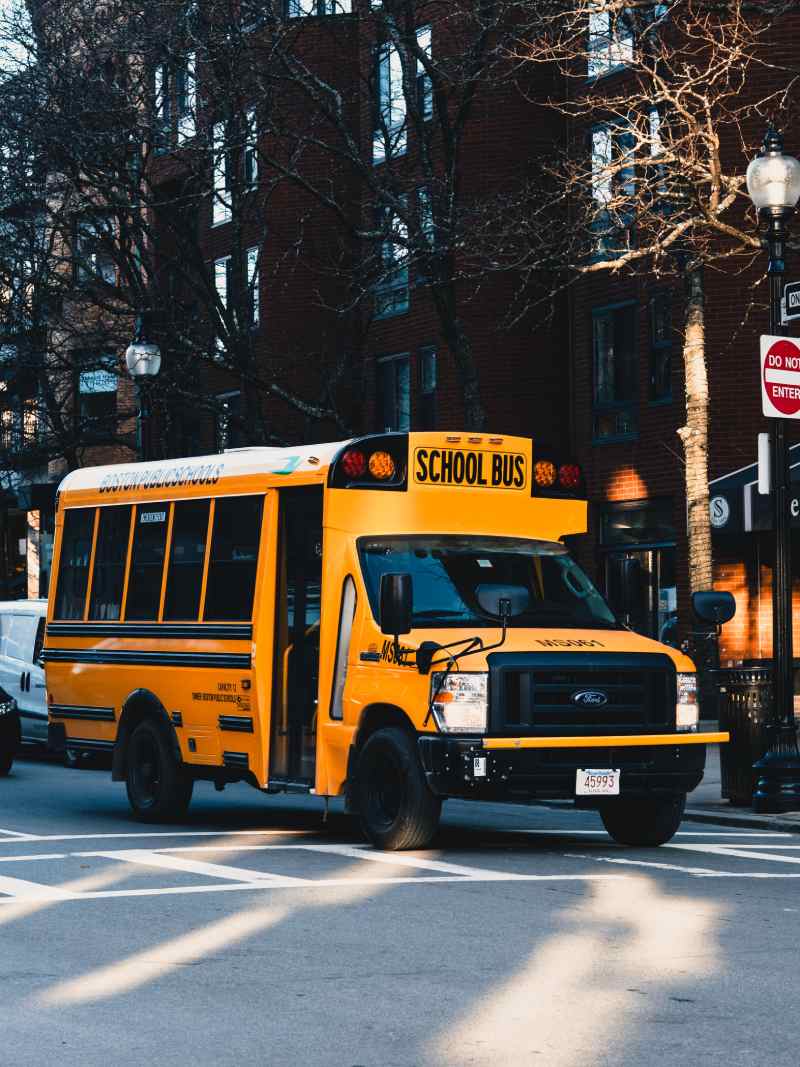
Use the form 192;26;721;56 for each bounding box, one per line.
761;335;800;418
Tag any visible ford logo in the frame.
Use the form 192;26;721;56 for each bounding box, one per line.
572;690;608;707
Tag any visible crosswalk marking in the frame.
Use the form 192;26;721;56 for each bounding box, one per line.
0;873;71;900
669;842;800;866
85;849;310;885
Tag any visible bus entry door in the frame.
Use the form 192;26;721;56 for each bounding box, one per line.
270;487;323;785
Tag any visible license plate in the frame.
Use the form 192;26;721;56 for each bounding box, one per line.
576;768;620;796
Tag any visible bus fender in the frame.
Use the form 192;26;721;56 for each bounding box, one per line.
112;689;182;782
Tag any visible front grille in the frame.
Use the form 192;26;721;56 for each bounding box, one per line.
488;651;676;737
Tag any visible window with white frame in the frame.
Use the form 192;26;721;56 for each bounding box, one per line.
212;123;232;226
587;6;633;78
244;107;258;187
176;53;196;143
648;105;669;199
214;255;232;353
377;354;410;432
590;121;636;254
288;0;351;14
373;40;406;163
416;26;432;120
75;218;116;285
246;246;260;328
374;206;409;318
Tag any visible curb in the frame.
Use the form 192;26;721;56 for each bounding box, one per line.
683;807;800;834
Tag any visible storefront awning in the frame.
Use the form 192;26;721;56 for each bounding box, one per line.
709;443;800;535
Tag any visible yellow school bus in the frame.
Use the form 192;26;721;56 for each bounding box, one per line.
44;432;727;850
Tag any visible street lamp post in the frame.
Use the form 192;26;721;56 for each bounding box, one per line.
124;315;161;462
746;128;800;812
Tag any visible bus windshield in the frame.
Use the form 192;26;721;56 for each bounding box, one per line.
358;536;619;630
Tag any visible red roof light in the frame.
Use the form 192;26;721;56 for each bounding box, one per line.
341;449;367;479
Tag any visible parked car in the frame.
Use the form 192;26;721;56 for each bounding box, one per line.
0;599;47;746
0;687;20;776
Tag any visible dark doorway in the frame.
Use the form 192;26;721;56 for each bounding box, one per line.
270;486;323;785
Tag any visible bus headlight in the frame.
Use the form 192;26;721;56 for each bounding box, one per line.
431;672;488;734
676;673;699;732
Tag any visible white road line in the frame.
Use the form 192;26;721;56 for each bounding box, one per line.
0;872;632;905
511;829;791;838
669;843;800;866
566;852;722;876
0;854;66;864
300;843;515;879
0;827;31;838
0;829;314;845
0;874;72;900
85;849;310;885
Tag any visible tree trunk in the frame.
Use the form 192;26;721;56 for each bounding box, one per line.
677;267;712;594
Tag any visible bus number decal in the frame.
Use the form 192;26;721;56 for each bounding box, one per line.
414;448;526;490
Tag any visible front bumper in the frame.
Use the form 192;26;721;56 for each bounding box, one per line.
418;732;727;802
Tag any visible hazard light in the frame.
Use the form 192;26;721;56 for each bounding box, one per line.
329;434;408;490
531;456;585;498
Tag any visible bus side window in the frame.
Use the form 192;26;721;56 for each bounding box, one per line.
89;506;132;621
125;504;170;621
204;495;264;622
54;508;96;620
164;500;211;621
330;575;357;721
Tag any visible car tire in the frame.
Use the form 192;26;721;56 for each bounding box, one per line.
0;717;19;777
125;718;193;823
355;727;441;851
0;748;12;776
600;793;686;847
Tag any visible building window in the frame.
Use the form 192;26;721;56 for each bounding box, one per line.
374;40;406;163
650;292;672;401
288;0;351;14
75;218;116;285
377;354;410;432
244;107;258;187
215;391;244;451
591;122;635;255
212;122;232;226
417;346;437;430
214;255;232;354
176;53;196;142
587;6;633;78
592;303;637;440
246;246;260;328
78;355;118;423
375;207;409;318
416;26;433;120
154;63;171;144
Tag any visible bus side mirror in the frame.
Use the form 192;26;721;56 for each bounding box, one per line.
379;573;413;637
692;590;736;626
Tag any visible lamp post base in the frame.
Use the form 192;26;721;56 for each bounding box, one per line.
752;729;800;812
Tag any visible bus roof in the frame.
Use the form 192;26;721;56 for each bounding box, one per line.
57;440;353;497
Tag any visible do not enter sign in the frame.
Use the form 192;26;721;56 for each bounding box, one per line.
761;335;800;418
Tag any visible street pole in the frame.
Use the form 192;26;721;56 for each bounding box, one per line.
125;314;161;465
749;130;800;811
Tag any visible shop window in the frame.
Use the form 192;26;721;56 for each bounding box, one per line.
204;495;264;620
125;504;169;620
89;505;132;620
377;354;410;432
163;499;210;621
54;507;95;620
592;303;637;440
650;292;672;400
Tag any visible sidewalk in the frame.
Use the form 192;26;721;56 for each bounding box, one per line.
685;732;800;833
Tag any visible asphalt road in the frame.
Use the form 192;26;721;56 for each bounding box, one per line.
1;753;799;1067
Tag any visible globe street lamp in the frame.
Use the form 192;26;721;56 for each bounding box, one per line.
746;128;800;811
125;315;161;461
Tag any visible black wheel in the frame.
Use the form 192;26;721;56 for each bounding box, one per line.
64;748;83;769
125;719;193;822
600;793;686;847
0;748;12;776
355;727;441;851
0;718;18;776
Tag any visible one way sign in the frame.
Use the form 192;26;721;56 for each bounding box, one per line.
782;281;800;323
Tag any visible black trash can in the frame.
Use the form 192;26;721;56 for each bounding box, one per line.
716;668;772;806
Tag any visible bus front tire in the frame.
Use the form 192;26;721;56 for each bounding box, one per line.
126;719;193;823
600;792;686;847
355;727;441;851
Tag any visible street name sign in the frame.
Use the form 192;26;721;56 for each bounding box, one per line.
782;281;800;324
761;335;800;419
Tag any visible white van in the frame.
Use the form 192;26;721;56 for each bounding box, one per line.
0;600;47;745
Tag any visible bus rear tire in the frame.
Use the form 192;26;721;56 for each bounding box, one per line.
600;792;686;847
126;719;193;823
355;727;441;851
